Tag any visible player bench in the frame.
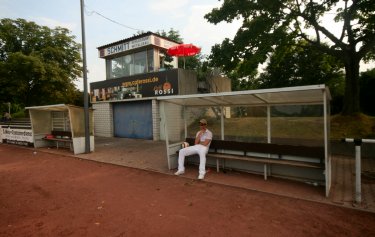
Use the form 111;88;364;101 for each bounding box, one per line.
184;138;325;180
43;130;73;150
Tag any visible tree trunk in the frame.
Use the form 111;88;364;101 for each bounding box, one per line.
342;54;360;115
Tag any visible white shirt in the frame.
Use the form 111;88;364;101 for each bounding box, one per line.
196;129;213;146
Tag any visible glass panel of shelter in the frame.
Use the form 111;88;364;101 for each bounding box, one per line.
182;105;324;145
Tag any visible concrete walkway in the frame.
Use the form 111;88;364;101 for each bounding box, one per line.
37;136;375;213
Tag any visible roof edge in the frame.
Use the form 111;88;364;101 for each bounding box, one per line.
97;31;181;50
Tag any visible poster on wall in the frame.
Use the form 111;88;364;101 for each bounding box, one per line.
1;126;34;146
90;69;179;102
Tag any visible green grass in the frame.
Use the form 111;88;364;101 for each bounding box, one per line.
10;109;27;119
187;113;375;141
212;117;324;139
331;113;375;139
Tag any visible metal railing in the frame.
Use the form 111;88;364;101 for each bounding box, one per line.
342;138;375;204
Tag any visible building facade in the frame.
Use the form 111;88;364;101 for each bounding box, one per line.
90;32;231;140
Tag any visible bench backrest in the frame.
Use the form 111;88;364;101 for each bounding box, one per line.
51;130;72;139
185;138;324;162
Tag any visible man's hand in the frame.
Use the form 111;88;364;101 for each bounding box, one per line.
195;131;203;145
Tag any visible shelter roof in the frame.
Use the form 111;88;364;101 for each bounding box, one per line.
25;104;85;111
157;84;331;107
97;31;181;50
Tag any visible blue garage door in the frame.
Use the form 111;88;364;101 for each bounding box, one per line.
113;101;153;139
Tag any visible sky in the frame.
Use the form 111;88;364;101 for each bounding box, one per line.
0;0;241;90
0;0;373;91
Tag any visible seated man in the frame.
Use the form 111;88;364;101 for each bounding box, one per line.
175;119;212;180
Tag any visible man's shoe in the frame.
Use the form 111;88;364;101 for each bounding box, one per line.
198;173;205;180
174;170;184;175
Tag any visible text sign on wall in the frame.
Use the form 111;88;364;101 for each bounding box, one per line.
98;35;179;58
99;36;151;58
90;70;179;102
1;126;34;146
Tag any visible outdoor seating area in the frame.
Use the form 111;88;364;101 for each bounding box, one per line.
183;138;325;181
42;130;73;150
26;104;95;154
159;84;332;196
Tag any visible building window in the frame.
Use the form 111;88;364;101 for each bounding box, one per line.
134;51;147;74
106;49;154;79
147;49;154;72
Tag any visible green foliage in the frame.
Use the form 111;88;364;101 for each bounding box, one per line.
257;40;345;114
156;29;183;43
331;113;375;139
9;108;25;118
156;29;182;69
228;65;259;91
156;28;205;71
360;68;375;116
0;18;82;108
205;0;375;115
259;41;342;87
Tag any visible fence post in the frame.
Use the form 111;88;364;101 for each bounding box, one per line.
353;139;362;204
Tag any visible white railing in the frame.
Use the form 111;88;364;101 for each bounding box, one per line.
342;138;375;204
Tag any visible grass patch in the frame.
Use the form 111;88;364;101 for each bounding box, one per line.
331;113;375;139
187;113;375;141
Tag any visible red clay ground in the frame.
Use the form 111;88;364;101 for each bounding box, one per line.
1;144;375;237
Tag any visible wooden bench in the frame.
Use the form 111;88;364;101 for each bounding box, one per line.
184;138;325;180
43;130;73;150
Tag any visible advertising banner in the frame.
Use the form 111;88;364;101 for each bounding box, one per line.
99;35;151;58
90;69;178;102
98;34;179;58
1;126;34;146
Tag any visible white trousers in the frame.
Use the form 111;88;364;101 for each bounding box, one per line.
178;144;208;175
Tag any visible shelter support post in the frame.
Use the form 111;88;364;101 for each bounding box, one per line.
221;106;224;140
264;164;267;180
218;106;224;174
323;89;330;197
267;106;271;143
355;144;361;204
184;106;187;139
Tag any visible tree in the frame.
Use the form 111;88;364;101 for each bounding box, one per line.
259;41;343;87
205;0;375;115
156;29;205;71
359;68;375;115
0;18;82;108
156;29;218;88
259;40;345;113
156;29;182;69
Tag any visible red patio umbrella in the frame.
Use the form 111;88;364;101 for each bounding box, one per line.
167;43;201;68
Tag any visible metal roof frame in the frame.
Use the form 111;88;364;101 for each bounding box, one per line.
25;104;83;111
157;84;331;107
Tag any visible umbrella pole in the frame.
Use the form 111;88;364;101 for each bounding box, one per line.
184;57;185;69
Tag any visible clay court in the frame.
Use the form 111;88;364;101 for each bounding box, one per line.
1;140;375;236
